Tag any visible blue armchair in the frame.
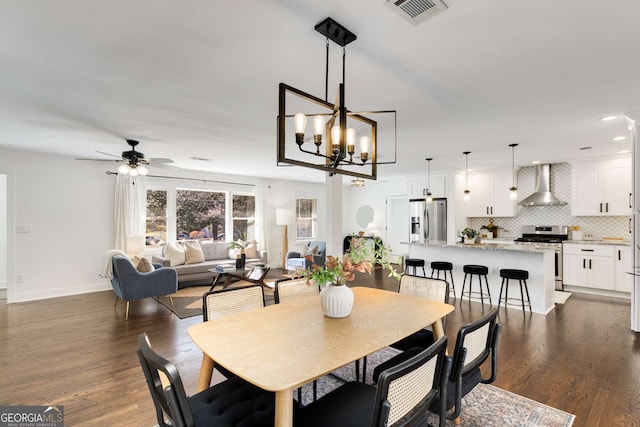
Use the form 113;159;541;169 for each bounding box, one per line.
111;255;178;320
285;241;326;271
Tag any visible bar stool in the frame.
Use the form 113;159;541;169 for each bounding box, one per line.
498;269;531;312
404;258;426;277
431;261;456;298
461;264;492;304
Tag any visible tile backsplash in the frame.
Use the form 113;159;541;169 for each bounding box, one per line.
469;163;631;239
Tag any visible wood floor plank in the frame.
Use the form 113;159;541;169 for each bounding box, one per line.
1;272;639;426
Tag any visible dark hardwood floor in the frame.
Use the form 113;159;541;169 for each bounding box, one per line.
1;269;639;426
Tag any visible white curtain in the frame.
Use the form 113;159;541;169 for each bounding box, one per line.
255;185;270;253
113;175;146;251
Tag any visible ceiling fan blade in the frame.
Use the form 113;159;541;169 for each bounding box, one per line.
75;157;121;162
147;158;174;164
95;150;124;159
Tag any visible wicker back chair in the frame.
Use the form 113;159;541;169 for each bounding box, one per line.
202;285;265;321
296;337;451;427
439;307;500;421
136;332;276;427
274;277;320;303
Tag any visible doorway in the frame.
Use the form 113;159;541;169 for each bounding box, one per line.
385;195;409;260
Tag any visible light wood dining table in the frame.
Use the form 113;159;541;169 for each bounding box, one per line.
188;286;454;427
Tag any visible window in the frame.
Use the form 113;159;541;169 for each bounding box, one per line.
296;197;317;239
146;190;167;247
176;189;225;241
145;185;256;247
232;195;256;241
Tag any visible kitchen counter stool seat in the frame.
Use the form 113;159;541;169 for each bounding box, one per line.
405;258;427;277
461;264;492;305
431;261;456;298
498;268;531;312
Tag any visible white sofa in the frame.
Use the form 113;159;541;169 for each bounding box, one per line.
152;240;267;288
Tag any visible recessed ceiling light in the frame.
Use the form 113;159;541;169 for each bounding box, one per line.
618;150;631;154
612;136;627;141
600;115;618;121
189;156;213;161
532;160;541;164
579;146;592;150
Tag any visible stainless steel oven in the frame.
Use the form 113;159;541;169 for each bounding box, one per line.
514;225;568;291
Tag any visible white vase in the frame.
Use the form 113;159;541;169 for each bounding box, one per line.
320;284;354;318
464;236;475;244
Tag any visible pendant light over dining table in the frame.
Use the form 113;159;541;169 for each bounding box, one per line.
277;17;397;180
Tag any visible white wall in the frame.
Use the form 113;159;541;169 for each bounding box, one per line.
0;147;327;302
0;148;114;302
343;178;407;250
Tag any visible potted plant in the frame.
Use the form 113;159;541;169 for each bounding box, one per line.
461;228;478;244
480;218;500;239
227;239;257;269
303;235;401;318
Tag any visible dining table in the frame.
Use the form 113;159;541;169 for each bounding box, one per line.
188;286;454;427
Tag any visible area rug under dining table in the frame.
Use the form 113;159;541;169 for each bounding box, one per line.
300;347;575;427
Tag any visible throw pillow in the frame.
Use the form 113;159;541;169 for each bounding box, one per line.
164;242;186;267
304;244;319;256
185;241;205;264
244;244;258;259
136;256;155;273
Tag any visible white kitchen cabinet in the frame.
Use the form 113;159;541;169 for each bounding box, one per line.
563;244;615;290
571;159;632;216
614;245;633;293
408;175;446;199
463;169;516;217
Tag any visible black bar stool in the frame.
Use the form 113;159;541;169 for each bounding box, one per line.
498;269;531;312
461;264;492;304
430;261;456;298
404;258;426;277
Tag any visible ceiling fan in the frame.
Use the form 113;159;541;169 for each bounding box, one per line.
76;139;174;176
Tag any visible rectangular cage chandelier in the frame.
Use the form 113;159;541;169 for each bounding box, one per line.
277;17;397;180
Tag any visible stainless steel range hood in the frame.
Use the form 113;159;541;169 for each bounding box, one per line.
519;164;567;206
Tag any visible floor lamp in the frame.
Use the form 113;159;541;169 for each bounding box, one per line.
276;208;294;269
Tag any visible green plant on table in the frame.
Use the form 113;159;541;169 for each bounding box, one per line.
461;228;477;239
304;234;401;286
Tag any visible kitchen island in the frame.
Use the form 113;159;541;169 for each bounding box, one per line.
405;242;556;314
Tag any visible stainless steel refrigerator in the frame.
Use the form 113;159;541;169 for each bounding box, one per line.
409;198;447;244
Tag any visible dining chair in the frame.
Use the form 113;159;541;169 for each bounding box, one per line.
372;308;500;422
435;307;500;421
361;275;450;383
136;332;276;427
295;337;451;427
201;285;265;381
202;284;265;321
274;276;319;304
274;277;321;405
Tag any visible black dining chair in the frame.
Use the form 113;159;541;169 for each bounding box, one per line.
295;337;451;427
136;332;277;427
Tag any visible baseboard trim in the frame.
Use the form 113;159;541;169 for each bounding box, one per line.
9;282;112;303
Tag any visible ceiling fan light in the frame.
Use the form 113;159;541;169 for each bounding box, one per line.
128;167;139;177
137;165;148;176
118;164;130;175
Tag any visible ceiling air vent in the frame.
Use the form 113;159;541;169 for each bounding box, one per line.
387;0;449;24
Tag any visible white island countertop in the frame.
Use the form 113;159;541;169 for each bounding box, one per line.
404;242;555;315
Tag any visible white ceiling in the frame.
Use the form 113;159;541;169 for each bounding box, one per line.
1;0;639;183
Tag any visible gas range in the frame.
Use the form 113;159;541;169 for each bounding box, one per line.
513;226;568;290
513;225;569;248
